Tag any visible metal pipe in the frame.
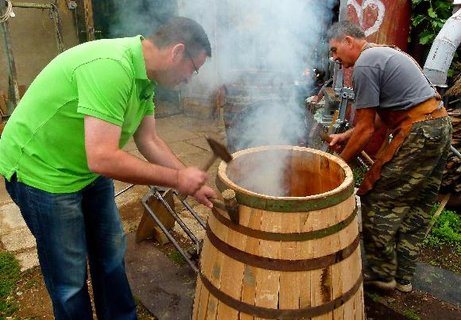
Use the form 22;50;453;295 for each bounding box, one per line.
451;145;461;159
114;183;135;197
174;190;206;229
142;191;198;273
153;189;201;246
423;9;461;87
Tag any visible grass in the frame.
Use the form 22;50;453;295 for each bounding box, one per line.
352;164;367;187
167;250;187;266
402;308;421;320
0;251;21;317
424;209;461;254
365;291;383;303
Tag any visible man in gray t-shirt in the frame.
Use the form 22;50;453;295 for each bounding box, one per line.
354;47;435;111
326;21;452;294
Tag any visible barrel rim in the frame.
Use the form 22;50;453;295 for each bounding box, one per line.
216;145;354;211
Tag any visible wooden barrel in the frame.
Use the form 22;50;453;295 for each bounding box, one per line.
193;145;364;319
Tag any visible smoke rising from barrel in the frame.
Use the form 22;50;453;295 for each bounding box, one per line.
109;1;337;196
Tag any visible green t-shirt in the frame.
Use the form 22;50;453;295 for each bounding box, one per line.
0;36;155;193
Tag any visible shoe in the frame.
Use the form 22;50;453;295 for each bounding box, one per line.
396;279;413;293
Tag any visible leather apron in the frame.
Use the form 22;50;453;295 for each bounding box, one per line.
357;97;448;196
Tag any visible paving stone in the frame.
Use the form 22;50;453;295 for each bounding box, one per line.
157;126;198;144
1;228;35;252
168;141;204;158
125;233;196;320
0;202;26;230
16;249;39;271
185;136;213;151
0;176;12;205
415;262;461;307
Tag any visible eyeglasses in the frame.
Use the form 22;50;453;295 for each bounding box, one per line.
185;49;199;75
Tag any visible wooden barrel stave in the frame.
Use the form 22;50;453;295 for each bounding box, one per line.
211;196;357;260
193;146;364;319
199;212;362;318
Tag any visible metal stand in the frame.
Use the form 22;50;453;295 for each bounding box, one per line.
140;186;206;273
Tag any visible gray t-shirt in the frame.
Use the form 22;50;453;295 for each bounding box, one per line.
353;47;435;111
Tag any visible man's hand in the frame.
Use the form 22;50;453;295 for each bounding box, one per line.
306;95;320;103
176;167;208;196
328;130;353;153
337;108;377;163
193;185;217;208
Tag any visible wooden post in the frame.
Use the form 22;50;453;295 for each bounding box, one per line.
82;0;94;41
0;0;20;114
75;0;95;42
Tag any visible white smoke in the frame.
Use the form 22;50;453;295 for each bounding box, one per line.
179;0;336;86
109;1;337;196
178;1;337;196
107;1;178;37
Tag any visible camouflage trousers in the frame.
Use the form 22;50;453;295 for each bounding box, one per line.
361;116;452;282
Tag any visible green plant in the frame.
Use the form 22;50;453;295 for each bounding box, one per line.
411;0;453;45
167;250;187;266
365;291;383;303
431;210;461;240
402;308;421;320
352;165;367;187
0;251;21;317
424;209;461;253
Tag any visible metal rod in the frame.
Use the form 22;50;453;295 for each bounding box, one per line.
153;189;201;246
356;156;369;170
114;183;135;197
141;192;198;273
173;190;207;229
451;145;461;159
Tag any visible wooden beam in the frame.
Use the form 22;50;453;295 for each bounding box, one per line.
82;0;94;40
0;0;20;114
75;0;95;42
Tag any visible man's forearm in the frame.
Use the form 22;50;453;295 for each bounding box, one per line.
136;137;185;170
340;127;374;163
89;148;180;187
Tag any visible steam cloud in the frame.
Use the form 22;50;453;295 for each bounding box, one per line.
180;1;336;196
110;0;337;196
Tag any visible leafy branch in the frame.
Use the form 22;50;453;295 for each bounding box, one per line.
411;0;453;45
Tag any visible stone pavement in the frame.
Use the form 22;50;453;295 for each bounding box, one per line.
0;114;226;272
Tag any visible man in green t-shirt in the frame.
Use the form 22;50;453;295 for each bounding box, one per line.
0;17;215;319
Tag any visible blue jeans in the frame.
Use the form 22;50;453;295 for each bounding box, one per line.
5;175;137;320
